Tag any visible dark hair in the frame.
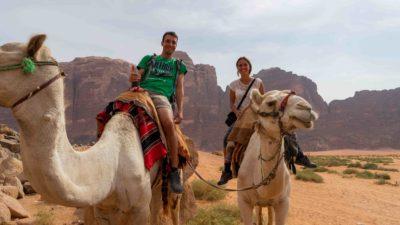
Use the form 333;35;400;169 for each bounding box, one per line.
162;31;178;42
236;56;252;75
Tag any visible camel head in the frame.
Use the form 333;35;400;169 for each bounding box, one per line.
0;34;57;108
250;89;318;135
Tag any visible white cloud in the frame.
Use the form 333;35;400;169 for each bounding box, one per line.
1;0;399;102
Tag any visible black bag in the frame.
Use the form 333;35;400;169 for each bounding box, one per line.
225;111;237;127
224;78;256;126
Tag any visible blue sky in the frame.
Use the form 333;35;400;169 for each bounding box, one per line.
1;0;399;102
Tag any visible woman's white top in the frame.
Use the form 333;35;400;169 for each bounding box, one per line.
229;77;263;110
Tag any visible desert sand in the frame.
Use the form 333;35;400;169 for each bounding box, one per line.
19;149;400;225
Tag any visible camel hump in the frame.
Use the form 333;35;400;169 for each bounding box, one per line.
27;34;47;59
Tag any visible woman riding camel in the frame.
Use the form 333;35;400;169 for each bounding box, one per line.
218;57;316;185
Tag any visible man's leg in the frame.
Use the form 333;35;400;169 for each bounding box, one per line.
157;107;183;193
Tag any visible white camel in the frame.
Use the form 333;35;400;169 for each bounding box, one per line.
237;89;318;225
0;35;179;225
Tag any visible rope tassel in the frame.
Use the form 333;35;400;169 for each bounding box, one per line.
22;57;36;74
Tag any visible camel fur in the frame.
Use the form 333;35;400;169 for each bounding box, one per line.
0;34;181;225
236;89;318;225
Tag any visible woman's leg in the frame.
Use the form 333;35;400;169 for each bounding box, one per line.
218;125;235;185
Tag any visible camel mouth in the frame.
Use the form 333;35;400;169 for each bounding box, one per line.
292;116;313;128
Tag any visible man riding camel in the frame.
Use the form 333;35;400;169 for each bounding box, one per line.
130;31;187;193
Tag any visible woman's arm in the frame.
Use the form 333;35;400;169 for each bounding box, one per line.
259;81;265;95
229;89;240;116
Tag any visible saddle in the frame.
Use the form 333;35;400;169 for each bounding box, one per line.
226;106;299;176
96;89;190;169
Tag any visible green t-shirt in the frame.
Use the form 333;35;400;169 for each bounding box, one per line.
137;55;187;99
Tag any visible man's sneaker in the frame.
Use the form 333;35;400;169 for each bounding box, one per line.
217;171;233;185
295;154;317;168
169;168;184;193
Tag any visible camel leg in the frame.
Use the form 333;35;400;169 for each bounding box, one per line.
255;206;263;225
267;206;274;225
126;205;150;225
273;198;289;225
238;197;254;225
170;193;182;225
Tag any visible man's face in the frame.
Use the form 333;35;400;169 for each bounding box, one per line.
161;34;177;54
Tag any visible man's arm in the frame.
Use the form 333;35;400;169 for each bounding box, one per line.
174;74;185;124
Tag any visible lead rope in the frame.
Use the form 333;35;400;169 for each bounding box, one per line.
187;144;284;192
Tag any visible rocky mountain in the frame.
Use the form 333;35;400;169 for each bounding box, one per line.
0;52;399;151
299;88;400;150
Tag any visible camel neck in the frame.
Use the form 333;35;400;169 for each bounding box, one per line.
11;79;121;206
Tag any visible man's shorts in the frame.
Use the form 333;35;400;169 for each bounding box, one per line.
149;93;173;116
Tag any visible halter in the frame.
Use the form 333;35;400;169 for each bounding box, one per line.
0;57;65;108
256;91;296;179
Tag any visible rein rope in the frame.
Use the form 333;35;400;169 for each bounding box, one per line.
0;57;65;108
187;148;284;192
187;91;296;192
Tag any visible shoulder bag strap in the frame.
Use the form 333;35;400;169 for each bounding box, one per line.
236;78;256;110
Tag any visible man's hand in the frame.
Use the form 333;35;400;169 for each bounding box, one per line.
174;111;183;124
129;64;142;83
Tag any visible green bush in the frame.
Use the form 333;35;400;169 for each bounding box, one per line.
362;163;378;170
312;167;329;172
309;156;350;167
191;179;227;201
375;179;387;185
347;162;362;168
186;204;241;225
374;173;391;180
327;169;339;174
355;170;375;179
376;167;399;172
35;210;54;225
343;168;358;175
295;170;323;183
359;157;394;164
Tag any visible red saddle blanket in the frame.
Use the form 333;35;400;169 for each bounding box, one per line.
96;99;167;170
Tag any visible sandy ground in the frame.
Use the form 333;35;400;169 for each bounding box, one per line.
18;149;400;225
193;150;400;225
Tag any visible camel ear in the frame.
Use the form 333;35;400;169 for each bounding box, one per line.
250;89;263;105
27;34;47;59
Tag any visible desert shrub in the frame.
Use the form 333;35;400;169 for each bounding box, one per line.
374;173;391;180
343;168;358;175
186;204;240;225
327;169;339;174
309;156;350;167
35;210;54;225
359;157;394;164
362;163;378;170
312;167;329;172
295;170;323;183
355;170;375;179
376;167;399;172
191;179;227;201
347;162;362;168
375;179;387;185
211;151;223;156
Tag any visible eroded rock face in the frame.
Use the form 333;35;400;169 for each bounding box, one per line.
0;54;399;151
299;88;400;150
62;57;131;144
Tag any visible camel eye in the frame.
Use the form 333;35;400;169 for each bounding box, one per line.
267;101;276;107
